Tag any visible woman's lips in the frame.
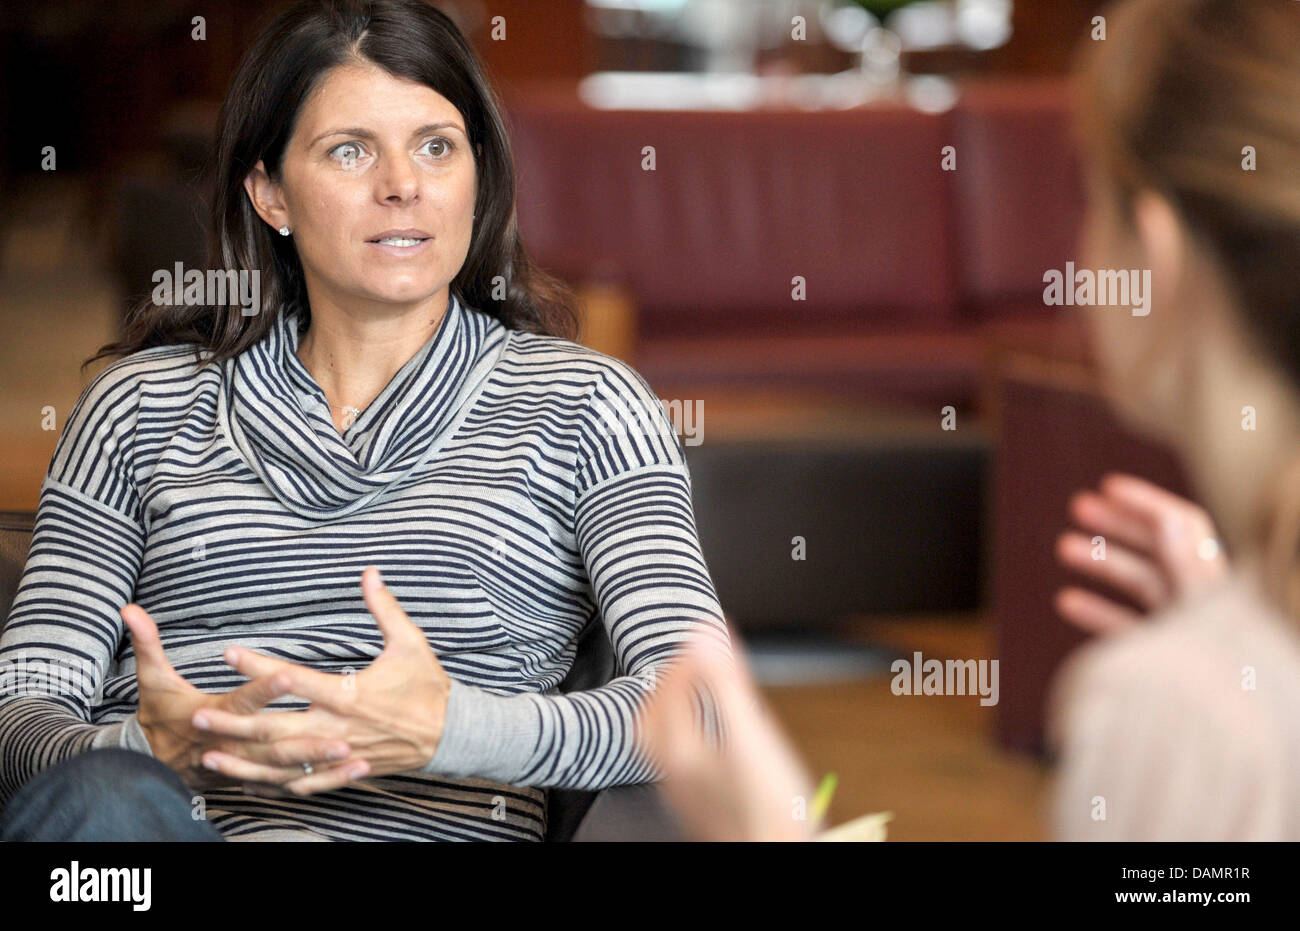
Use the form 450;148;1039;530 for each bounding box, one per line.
366;236;433;257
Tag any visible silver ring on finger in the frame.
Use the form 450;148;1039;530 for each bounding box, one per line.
301;762;314;775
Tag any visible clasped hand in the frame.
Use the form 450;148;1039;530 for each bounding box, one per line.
120;567;450;797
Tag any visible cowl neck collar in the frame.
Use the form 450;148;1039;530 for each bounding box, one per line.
220;294;510;521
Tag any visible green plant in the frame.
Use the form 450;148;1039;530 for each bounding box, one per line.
850;0;927;18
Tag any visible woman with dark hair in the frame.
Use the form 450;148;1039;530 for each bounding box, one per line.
0;0;728;841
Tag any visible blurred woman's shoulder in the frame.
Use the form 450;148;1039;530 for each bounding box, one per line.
1054;572;1300;712
1048;572;1300;839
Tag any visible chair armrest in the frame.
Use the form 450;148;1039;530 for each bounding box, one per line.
570;783;686;842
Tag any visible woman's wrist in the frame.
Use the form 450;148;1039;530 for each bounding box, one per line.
120;710;157;756
88;711;157;758
420;679;539;781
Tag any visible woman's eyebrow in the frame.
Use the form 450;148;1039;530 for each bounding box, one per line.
309;122;467;146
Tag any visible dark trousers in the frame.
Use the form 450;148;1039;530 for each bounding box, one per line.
0;748;224;841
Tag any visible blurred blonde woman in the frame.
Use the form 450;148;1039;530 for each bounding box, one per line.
640;0;1300;841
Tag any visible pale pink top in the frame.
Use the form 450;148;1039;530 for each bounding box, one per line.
1047;568;1300;840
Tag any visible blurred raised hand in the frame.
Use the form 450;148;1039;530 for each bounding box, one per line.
640;631;818;842
1055;473;1228;635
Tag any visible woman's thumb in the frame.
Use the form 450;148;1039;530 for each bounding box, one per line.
121;604;179;686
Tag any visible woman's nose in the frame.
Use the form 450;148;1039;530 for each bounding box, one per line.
376;156;419;204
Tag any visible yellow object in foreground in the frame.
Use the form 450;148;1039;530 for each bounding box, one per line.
815;811;894;842
810;772;838;825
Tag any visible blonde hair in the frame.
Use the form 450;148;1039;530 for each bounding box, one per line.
1074;0;1300;615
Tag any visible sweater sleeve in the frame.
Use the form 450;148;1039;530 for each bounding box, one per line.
423;360;730;789
0;362;153;804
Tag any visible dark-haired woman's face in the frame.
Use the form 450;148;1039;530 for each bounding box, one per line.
1079;167;1152;419
1079;164;1194;445
246;61;476;315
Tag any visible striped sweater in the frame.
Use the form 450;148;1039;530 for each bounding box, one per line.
0;295;729;840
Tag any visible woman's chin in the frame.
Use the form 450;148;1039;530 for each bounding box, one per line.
354;284;449;308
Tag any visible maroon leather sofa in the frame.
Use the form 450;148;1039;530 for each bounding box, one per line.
505;76;1086;412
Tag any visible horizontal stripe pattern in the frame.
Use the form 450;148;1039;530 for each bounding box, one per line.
0;297;729;840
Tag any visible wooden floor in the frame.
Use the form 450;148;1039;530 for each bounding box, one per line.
0;175;1050;840
762;615;1048;841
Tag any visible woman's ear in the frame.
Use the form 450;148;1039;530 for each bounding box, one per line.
243;159;290;233
1091;190;1192;445
1132;190;1185;313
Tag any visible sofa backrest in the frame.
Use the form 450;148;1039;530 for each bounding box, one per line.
950;78;1086;319
508;80;1087;339
509;94;960;339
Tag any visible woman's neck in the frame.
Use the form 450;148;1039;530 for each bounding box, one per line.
1182;322;1300;570
294;290;451;428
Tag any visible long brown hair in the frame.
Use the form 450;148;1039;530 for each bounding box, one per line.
86;0;576;372
1074;0;1300;613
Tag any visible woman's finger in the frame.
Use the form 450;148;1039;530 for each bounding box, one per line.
1100;474;1226;587
1054;586;1142;635
200;748;361;788
226;736;354;769
1055;531;1170;610
283;758;371;796
121;604;188;691
1100;472;1207;522
221;672;292;715
198;749;316;785
194;706;338;742
1100;474;1209;549
360;567;424;652
1068;490;1158;555
222;647;344;708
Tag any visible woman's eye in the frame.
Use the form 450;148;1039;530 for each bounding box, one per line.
422;137;453;158
330;142;366;165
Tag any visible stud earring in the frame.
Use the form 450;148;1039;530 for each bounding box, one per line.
279;226;291;236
